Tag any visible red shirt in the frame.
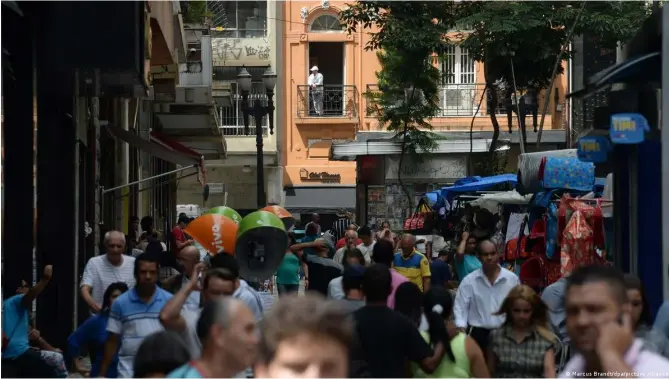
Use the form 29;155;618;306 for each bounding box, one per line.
335;237;363;250
172;226;186;253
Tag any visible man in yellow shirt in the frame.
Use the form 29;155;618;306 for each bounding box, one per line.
393;234;431;292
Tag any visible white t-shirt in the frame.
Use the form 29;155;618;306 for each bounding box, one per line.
81;255;136;306
431;234;447;258
356;242;375;264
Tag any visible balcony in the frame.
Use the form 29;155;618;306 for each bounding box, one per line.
216;82;275;155
362;83;563;134
295;85;359;125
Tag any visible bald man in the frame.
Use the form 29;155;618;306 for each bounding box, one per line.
452;239;519;351
393;234;431;292
167;298;259;378
163;245;201;310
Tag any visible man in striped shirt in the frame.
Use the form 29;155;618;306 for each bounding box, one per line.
99;252;172;378
331;212;353;241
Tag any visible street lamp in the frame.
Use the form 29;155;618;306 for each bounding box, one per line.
237;66;277;208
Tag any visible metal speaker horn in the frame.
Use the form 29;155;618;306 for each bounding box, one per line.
235;211;287;281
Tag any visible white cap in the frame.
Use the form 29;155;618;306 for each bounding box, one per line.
310;66;319;71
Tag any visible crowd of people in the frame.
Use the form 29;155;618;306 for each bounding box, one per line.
5;213;669;378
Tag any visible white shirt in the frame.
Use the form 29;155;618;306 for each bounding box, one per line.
81;255;136;306
356;242;374;264
333;245;372;266
308;72;324;88
431;234;447;258
181;276;201;311
453;267;520;329
327;276;345;300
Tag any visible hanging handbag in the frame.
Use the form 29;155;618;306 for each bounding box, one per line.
403;198;431;235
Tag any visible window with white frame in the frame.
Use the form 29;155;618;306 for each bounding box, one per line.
439;45;477;116
214;66;269;137
209;0;268;38
309;14;344;32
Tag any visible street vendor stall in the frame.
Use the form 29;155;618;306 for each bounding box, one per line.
568;7;667;314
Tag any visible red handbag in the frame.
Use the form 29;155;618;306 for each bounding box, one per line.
403;199;431;234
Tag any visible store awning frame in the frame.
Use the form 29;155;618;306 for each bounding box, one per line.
330;139;510;161
105;123;202;168
149;129;207;184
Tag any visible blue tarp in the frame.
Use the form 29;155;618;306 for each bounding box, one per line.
440;174;518;203
424;174;519;209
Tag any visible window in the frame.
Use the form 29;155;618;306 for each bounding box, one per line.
309;14;344;32
209;0;268;38
440;45;475;85
438;45;478;116
214;67;269;136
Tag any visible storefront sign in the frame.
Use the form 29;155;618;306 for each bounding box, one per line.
609;113;650;144
385;155;467;181
299;168;341;183
577;136;610;163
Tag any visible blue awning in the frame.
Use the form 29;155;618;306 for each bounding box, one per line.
426;174;519;205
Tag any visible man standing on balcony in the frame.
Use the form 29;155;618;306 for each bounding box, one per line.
308;66;324;116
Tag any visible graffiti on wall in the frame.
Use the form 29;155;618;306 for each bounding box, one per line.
212;38;271;62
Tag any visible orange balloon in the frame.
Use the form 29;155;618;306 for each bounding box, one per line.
261;205;293;219
185;214;238;255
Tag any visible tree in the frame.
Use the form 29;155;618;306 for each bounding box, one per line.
340;2;458;209
182;0;214;25
454;1;650;149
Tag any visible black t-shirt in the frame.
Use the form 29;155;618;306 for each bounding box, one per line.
351;305;433;378
305;255;343;296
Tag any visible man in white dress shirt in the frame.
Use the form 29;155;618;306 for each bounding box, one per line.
453;239;519;351
308;66;324;115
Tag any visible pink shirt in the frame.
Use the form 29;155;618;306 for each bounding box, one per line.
388;269;408;309
559;339;669;377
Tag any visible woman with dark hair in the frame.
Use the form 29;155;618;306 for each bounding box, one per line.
67;282;129;377
414;287;489;378
395;282;429;331
624;274;669;357
133;331;191;378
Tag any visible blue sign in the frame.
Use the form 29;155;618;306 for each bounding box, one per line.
609;113;650;144
577;136;610;163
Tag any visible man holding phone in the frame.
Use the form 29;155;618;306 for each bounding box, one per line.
561;265;669;377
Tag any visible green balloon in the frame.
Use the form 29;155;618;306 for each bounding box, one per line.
236;210;286;237
204;206;242;224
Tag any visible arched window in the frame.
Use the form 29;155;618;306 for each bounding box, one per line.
309;14;344;32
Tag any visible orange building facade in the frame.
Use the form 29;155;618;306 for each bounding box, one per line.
281;1;568;213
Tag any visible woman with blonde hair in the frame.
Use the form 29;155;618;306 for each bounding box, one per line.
487;285;557;378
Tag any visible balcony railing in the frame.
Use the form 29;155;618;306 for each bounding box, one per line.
364;83;523;117
296;85;358;118
218;87;269;137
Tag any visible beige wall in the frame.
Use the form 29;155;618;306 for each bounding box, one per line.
281;1;570;187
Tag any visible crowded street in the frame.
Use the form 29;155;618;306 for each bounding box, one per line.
4;0;669;378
